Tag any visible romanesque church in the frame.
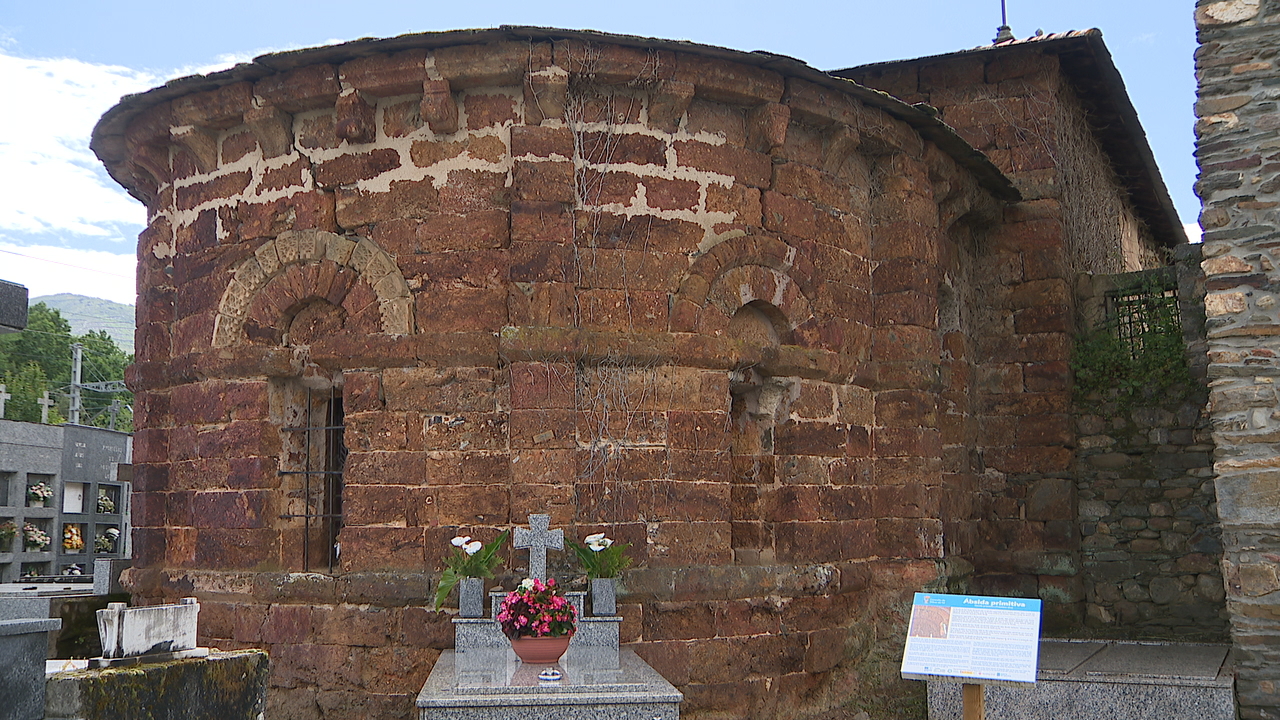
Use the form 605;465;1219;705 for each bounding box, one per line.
91;26;1215;718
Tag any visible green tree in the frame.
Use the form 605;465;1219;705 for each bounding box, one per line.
0;304;132;429
1;362;64;424
0;303;73;386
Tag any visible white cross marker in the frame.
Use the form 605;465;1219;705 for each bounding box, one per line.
513;514;563;582
38;391;55;424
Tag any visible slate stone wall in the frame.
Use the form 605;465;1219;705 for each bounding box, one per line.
1073;247;1227;641
1196;0;1280;716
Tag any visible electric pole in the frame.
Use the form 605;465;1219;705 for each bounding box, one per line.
70;342;83;425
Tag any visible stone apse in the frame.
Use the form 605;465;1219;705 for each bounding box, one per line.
91;28;1179;719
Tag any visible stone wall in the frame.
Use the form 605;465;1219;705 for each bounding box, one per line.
1196;0;1280;717
847;41;1166;634
92;31;1036;720
1073;248;1227;640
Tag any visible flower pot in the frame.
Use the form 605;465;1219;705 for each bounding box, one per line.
459;577;485;618
591;577;617;616
509;634;573;664
29;499;45;508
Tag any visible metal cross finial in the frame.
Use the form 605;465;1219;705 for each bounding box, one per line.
37;391;55;424
513;514;563;582
0;384;9;419
994;0;1014;43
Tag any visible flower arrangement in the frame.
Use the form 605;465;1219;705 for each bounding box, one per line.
63;525;85;551
433;530;509;610
23;523;50;551
95;528;120;553
567;533;632;579
0;521;16;549
97;492;116;514
498;578;576;639
27;482;53;504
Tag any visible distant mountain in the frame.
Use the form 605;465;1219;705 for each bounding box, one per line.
32;294;135;355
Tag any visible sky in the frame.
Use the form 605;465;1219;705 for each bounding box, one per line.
0;0;1201;305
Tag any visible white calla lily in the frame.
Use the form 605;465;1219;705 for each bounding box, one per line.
451;535;471;547
464;541;483;555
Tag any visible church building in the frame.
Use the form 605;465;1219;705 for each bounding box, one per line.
92;26;1207;719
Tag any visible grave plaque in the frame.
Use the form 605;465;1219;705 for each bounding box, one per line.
901;592;1042;685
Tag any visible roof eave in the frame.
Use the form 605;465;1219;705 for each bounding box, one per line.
830;29;1187;247
91;26;1019;207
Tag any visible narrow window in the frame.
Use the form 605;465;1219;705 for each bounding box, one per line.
280;385;345;573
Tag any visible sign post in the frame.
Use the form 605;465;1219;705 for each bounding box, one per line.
900;593;1042;719
962;683;985;720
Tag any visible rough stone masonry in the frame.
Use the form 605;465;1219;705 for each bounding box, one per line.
91;27;1187;720
1196;0;1280;718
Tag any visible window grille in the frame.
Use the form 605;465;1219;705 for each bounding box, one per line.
1106;282;1180;360
279;386;345;573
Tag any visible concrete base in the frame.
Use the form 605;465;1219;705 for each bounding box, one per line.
927;640;1235;720
0;618;60;720
44;649;268;720
417;648;682;720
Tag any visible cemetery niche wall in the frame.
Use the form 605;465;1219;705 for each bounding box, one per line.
92;27;1200;720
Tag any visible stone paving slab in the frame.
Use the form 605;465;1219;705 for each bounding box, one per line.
1038;641;1106;674
1081;642;1229;681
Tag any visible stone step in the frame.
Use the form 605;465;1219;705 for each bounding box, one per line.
927;639;1234;720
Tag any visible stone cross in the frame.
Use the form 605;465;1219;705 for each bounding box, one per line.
38;391;54;424
0;383;9;419
513;514;563;582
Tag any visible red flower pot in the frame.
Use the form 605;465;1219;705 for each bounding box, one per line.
509;634;572;664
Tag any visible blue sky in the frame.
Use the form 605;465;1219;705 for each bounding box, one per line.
0;0;1199;304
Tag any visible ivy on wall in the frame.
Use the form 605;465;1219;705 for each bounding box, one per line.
1072;277;1192;409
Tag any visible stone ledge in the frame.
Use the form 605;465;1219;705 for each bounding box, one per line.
45;649;269;720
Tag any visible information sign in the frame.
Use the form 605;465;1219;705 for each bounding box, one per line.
900;592;1042;685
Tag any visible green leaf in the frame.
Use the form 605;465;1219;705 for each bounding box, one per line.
434;566;459;611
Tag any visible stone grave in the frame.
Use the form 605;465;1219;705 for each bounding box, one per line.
927;639;1235;720
0;617;61;720
45;596;268;720
93;596;209;667
417;514;683;720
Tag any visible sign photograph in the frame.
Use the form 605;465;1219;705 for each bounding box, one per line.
901;593;1042;685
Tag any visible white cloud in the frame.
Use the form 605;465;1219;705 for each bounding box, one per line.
0;243;136;305
0;48;320;304
1183;222;1202;244
0;53;159;238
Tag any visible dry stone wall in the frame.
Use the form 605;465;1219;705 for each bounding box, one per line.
1073;249;1227;641
1196;0;1280;717
94;33;1020;720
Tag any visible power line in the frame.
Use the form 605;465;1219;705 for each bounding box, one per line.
0;248;134;280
